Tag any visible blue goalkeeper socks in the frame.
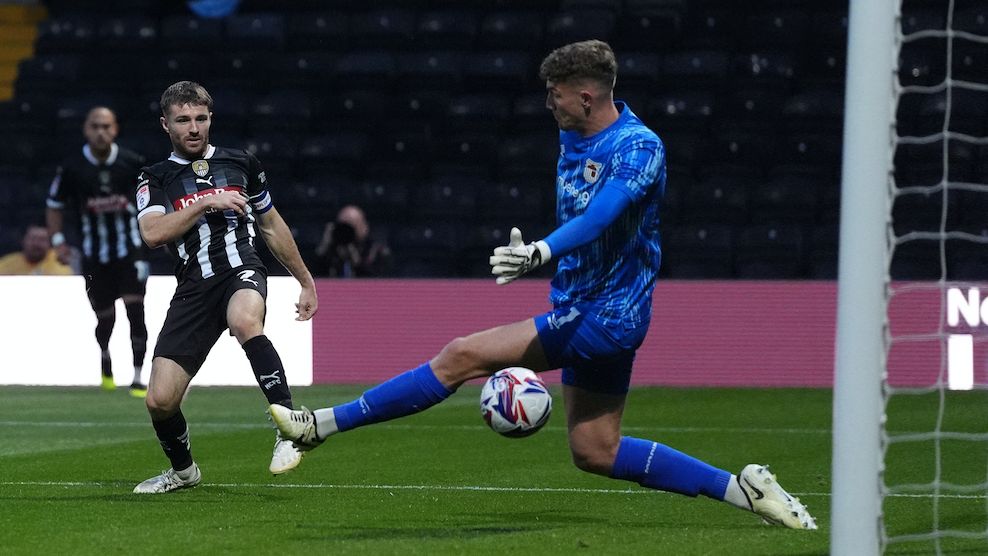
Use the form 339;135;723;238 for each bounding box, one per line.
333;362;453;432
610;436;731;499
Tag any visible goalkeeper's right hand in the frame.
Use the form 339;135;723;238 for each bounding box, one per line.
489;227;551;285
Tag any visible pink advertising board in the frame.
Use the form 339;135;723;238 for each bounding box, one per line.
311;280;986;388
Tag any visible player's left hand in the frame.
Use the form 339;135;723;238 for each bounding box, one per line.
134;260;150;283
489;227;551;285
295;285;318;321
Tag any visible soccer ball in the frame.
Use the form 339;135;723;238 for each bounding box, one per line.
480;367;552;438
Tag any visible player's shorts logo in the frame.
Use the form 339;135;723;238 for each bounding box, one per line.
548;307;581;330
192;160;209;177
238;269;259;286
583;159;603;184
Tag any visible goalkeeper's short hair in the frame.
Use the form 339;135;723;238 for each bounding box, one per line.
538;39;617;91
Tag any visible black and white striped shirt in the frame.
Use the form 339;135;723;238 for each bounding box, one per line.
47;143;145;264
136;145;273;282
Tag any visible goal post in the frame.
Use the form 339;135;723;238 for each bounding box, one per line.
831;0;898;553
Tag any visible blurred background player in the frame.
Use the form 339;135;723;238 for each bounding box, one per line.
272;40;816;530
46;107;150;397
0;222;72;276
312;204;392;278
133;81;318;493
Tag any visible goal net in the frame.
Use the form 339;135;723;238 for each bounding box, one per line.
832;0;988;553
883;0;988;553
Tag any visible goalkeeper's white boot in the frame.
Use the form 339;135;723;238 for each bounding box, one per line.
268;404;324;450
269;431;305;475
739;464;818;530
133;463;201;494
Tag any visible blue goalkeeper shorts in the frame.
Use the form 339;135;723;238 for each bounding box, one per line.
534;303;649;395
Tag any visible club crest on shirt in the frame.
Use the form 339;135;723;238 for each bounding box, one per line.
192;160;209;177
583;159;603;184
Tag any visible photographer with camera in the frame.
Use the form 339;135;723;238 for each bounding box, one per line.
312;204;391;278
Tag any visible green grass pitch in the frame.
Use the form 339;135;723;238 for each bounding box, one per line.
1;385;985;554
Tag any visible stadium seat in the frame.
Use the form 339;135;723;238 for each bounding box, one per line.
317;89;394;131
396;51;464;91
477;12;543;50
17;54;81;90
478;181;546;221
461;51;532;93
415;10;478;49
212;51;277;89
889;237;941;280
159;14;224;51
545;10;616;49
732;51;796;92
724;86;788;122
663;224;734;278
35;16;96;53
661;50;730;89
225;13;285;50
298;131;370;177
415;177;480;220
615;52;661;90
351;180;412;222
898;39;946;88
900;8;946;35
96;15;157;50
615;4;684;50
510;92;553;133
807;224;838;279
681;174;749;225
373;129;435;167
333;51;396;89
647;90;717;134
741;10;810;48
248;90;314;133
275;51;338;87
734;224;805;279
285;11;348;50
749;175;819;223
347;9;415;49
445;93;511;134
433;132;498;172
496;132;559;178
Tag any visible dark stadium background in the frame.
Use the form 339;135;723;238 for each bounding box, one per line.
1;0;981;281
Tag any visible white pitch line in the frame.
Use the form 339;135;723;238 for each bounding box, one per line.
0;421;831;435
2;481;984;500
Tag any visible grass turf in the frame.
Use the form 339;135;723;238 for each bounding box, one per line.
0;385;984;554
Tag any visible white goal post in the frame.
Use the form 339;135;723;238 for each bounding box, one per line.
831;0;897;554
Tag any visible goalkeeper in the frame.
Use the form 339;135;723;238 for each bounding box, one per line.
272;40;817;530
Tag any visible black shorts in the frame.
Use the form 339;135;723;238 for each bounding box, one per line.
153;265;268;376
83;257;146;311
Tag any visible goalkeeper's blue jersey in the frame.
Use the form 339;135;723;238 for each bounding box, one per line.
549;102;665;329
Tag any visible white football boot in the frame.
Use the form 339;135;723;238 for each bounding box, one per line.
739;464;818;530
269;431;305;475
268;404;323;449
133;464;201;494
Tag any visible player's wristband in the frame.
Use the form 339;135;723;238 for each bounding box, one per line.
51;232;65;247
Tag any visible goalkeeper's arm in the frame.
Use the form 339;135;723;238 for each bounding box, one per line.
490;184;634;284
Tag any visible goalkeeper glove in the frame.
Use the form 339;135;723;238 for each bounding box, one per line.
489;227;551;285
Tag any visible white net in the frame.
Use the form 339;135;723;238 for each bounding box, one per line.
884;0;988;552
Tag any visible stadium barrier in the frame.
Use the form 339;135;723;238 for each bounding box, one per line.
1;277;979;387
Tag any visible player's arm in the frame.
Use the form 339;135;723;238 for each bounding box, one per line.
45;166;72;264
138;191;246;248
255;207;318;321
491;143;662;284
489;187;634;284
